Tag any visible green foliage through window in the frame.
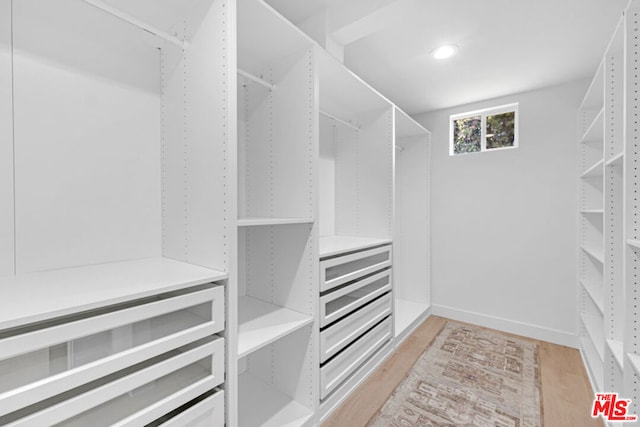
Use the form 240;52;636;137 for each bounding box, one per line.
450;104;517;155
486;112;515;149
453;116;481;154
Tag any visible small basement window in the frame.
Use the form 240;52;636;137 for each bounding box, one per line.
450;103;518;155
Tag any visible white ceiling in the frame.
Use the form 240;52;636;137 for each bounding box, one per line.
265;0;628;114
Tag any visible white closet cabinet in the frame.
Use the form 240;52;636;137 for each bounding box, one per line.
578;44;606;392
393;108;431;343
317;49;395;419
580;1;640;416
0;0;232;424
626;1;640;417
233;0;317;426
0;0;433;424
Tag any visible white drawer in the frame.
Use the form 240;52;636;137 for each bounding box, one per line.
0;284;224;418
320;293;392;363
320;317;391;400
160;389;224;427
1;337;225;427
320;269;391;327
320;245;392;292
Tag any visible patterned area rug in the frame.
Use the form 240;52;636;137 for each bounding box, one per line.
369;321;543;426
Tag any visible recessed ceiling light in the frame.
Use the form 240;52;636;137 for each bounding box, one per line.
431;44;458;60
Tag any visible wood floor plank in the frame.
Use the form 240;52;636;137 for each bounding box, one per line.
321;315;602;427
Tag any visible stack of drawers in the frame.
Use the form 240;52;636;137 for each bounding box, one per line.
319;245;393;399
0;283;226;426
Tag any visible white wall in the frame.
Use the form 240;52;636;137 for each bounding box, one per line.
415;80;587;346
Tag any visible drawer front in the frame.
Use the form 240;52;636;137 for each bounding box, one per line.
2;338;225;427
0;285;224;418
320;317;391;400
320;269;391;327
320;245;392;292
160;390;224;427
320;293;392;363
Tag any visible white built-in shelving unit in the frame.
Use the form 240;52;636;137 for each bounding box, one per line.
0;0;232;424
580;2;640;416
0;0;432;425
394;108;431;342
317;47;397;420
626;1;640;418
233;0;317;426
578;32;606;393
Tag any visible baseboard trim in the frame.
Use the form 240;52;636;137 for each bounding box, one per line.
431;304;579;348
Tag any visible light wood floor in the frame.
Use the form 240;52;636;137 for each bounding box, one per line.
322;315;601;427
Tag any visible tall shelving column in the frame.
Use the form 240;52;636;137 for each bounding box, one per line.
232;0;318;426
603;17;625;395
393;108;431;343
317;47;395;420
578;60;606;392
0;0;234;423
626;1;640;418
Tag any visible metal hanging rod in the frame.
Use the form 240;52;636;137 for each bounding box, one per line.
237;69;275;90
320;110;360;131
81;0;187;48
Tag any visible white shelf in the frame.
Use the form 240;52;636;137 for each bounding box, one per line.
238;296;313;358
581;278;604;314
579;63;604;112
319;235;392;258
0;257;227;330
238;372;313;427
627;239;640;250
581;209;604;214
581;158;604;178
629;353;640;377
580;108;604;143
582;314;605;360
606;339;624;370
606;151;624;166
581;245;604;264
61;362;211;427
581;336;604;391
394;299;429;337
238;217;313;227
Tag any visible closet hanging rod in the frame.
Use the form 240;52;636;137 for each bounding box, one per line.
237;69;275;90
81;0;187;48
320;110;360;131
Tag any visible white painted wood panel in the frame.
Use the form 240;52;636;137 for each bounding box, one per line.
245;325;315;417
243;224;314;315
271;49;315;219
238;372;313;427
394;134;429;305
358;108;393;239
0;0;13;277
334;123;359;236
319;116;336;236
174;0;232;271
12;0;161;273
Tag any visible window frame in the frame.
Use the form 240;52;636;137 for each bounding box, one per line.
449;103;519;156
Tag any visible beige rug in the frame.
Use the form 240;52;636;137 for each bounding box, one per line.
368;321;543;427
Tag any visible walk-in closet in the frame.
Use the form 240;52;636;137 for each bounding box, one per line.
0;0;637;426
